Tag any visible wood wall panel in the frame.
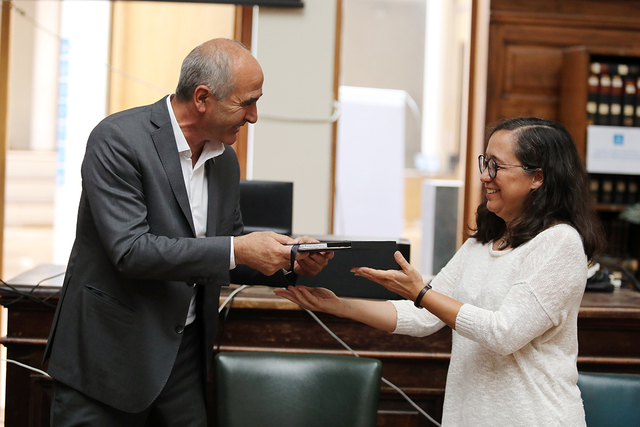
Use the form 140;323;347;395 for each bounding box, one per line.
490;0;640;27
0;1;11;278
503;46;562;94
485;7;640;126
499;101;558;122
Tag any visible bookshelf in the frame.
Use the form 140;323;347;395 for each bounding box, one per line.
560;46;640;277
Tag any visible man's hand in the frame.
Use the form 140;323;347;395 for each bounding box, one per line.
233;232;308;276
233;233;333;277
290;235;334;277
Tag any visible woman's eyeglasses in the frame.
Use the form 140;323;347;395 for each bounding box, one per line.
478;155;538;179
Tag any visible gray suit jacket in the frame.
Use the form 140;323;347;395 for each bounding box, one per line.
44;98;289;412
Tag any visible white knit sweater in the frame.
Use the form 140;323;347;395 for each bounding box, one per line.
391;224;587;426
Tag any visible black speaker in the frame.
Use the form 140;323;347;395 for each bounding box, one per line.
296;238;410;300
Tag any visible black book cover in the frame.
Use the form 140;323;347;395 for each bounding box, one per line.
587;73;600;125
609;74;623;126
596;73;612;126
613;177;627;204
627;177;639;204
589;175;600;205
635;76;640;127
600;176;613;204
622;77;637;126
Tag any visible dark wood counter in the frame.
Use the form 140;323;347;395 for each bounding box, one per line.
1;264;640;427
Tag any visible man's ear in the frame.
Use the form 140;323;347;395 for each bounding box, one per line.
531;168;544;190
194;85;210;113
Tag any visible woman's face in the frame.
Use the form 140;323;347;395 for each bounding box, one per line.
481;130;543;225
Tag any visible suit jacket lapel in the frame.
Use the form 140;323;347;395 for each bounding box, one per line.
205;159;219;237
150;98;196;237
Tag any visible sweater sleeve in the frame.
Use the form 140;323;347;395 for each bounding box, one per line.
391;239;473;337
454;225;587;355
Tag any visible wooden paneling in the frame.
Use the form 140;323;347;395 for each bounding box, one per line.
559;47;591;160
0;1;12;278
2;271;640;427
485;3;640;127
490;0;640;28
503;45;562;94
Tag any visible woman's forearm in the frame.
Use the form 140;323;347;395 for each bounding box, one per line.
418;290;463;330
340;299;398;333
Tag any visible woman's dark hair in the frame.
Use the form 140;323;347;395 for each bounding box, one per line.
472;117;605;261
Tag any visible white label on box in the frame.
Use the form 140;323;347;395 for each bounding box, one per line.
586;126;640;175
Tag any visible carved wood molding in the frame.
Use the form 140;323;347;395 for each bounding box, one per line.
491;11;640;31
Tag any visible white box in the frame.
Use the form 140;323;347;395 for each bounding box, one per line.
333;86;406;238
420;179;461;276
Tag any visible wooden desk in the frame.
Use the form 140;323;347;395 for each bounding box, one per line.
2;265;640;427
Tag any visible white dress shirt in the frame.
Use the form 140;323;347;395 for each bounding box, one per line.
166;95;233;325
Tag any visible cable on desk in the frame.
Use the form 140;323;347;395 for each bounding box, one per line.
215;285;248;353
0;274;62;381
219;285;248;313
0;272;63;309
0;358;50;377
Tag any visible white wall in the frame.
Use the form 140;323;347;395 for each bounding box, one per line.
7;1;60;151
53;0;111;264
8;1;36;151
252;0;338;236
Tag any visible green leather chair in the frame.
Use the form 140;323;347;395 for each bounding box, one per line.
214;352;382;427
578;372;640;426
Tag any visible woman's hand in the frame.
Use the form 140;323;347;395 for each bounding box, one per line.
274;285;398;332
351;250;425;302
274;285;345;317
353;250;462;329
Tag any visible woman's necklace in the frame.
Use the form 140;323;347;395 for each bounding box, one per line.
497;237;508;250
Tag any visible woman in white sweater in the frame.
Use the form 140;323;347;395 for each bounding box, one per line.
275;117;605;426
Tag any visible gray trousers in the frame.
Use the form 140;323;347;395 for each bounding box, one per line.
50;321;207;427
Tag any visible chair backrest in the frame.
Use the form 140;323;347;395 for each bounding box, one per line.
214;352;382;427
578;371;640;427
239;180;293;235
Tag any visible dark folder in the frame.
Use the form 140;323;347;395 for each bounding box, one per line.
295;239;410;299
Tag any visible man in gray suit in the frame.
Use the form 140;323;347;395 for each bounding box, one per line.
44;38;332;426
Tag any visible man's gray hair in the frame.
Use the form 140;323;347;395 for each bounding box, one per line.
175;39;247;102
